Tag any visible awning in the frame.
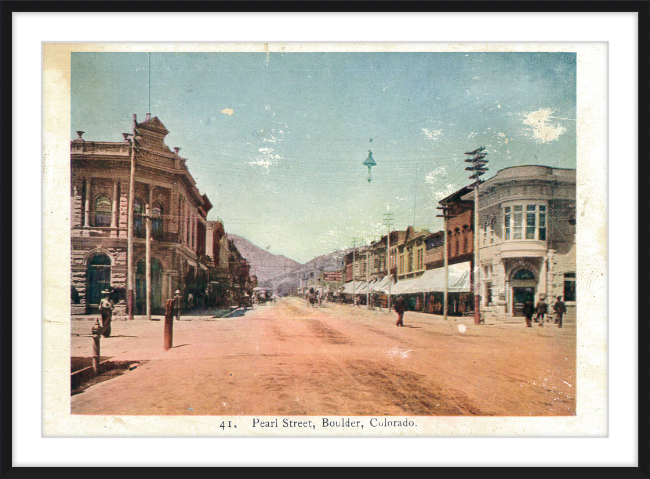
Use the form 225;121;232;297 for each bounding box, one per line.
371;275;394;294
392;262;471;294
342;282;356;294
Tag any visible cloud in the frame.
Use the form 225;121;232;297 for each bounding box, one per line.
221;108;234;116
522;108;567;143
421;128;443;141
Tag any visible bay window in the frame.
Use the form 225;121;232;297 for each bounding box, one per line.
503;203;548;241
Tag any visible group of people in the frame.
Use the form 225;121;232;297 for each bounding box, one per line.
523;295;567;328
307;288;323;307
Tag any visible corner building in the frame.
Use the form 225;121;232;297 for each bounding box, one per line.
70;115;212;315
461;165;576;320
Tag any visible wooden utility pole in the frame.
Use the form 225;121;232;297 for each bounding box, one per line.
351;238;358;305
383;212;394;310
465;147;489;325
164;299;174;350
126;114;138;320
437;206;457;321
145;203;152;321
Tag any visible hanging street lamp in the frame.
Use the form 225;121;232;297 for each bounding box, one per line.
363;150;377;183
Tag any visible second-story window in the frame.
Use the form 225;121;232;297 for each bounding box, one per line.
152;203;164;241
133;199;145;238
94;195;111;227
408;251;413;272
504;204;548;241
490;217;496;244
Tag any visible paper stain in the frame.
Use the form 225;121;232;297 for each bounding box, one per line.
388;347;412;359
522;108;566;143
458;324;467;333
221;108;234;116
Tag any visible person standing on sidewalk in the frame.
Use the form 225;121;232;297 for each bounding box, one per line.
98;290;114;338
394;295;407;327
523;299;535;328
536;296;548;327
173;290;183;321
553;295;567;328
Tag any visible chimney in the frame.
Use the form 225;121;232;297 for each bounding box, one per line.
122;133;130;142
174;147;181;155
145;113;151;121
76;131;84;140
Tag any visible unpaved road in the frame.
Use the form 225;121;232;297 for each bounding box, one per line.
71;298;575;416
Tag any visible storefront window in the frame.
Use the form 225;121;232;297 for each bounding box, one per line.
564;272;576;301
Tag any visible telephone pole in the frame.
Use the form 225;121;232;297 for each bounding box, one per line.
465;146;489;325
437;206;457;321
351;237;359;305
383;212;394;310
126;114;140;320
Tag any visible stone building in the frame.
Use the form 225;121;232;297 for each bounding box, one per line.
70;114;213;315
460;165;576;319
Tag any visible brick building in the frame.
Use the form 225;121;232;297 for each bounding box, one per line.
70;114;213;315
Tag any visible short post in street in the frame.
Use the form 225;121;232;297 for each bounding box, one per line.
91;320;102;376
164;298;174;351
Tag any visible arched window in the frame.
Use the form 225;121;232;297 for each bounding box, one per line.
513;268;535;280
454;228;460;256
94;195;112;227
482;220;488;245
133;198;145;238
152;203;164;241
490;217;496;244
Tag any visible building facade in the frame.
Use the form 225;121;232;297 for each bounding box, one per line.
70;115;213;315
461;165;576;319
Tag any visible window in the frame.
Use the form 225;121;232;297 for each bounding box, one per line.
417;249;423;270
408;251;413;272
504;204;548;241
399;255;404;274
482;221;488;245
94;195;112;227
563;272;576;301
539;205;547;241
513;205;523;239
513;268;535;280
490;217;496;244
133;199;145;238
152;203;164;241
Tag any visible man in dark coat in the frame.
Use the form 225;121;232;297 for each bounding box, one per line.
536;296;548;327
523;299;535;328
394;295;407;327
553;295;567;328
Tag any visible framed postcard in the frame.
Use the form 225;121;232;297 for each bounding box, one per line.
6;2;647;475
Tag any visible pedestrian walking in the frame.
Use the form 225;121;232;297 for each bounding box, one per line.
553;295;567;328
173;290;183;321
187;292;194;310
536;296;548;327
394;295;407;327
98;290;114;338
523;299;535;328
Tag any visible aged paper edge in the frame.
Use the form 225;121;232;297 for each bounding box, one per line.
42;42;607;437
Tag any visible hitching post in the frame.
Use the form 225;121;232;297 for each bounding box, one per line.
91;320;102;376
164;298;174;350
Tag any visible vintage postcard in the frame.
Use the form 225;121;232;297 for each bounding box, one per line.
42;43;607;437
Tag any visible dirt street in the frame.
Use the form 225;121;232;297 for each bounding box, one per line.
71;298;575;416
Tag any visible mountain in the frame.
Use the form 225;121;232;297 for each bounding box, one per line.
227;234;302;284
261;248;349;293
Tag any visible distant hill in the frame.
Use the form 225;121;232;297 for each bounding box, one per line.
261;248;348;291
227;234;302;284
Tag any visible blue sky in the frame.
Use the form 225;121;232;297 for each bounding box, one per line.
71;51;576;263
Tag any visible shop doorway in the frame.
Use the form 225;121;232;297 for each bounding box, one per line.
86;254;111;312
512;287;536;317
